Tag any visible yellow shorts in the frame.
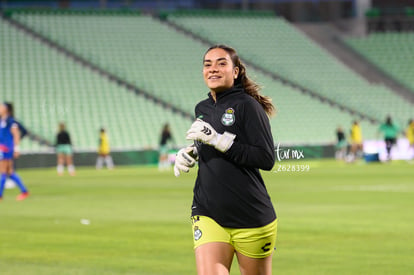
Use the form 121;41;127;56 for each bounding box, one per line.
191;215;277;259
351;139;363;145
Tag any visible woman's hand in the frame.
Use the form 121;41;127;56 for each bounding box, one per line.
174;145;198;177
14;145;20;159
186;119;235;153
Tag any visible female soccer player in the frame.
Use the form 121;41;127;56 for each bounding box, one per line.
0;102;29;201
406;119;414;160
55;122;75;176
96;128;114;170
349;120;363;161
158;123;174;171
174;45;277;275
378;116;400;161
335;126;347;160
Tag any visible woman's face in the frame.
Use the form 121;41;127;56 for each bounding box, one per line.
0;104;7;117
203;48;239;93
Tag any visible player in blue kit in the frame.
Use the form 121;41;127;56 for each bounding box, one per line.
0;102;29;201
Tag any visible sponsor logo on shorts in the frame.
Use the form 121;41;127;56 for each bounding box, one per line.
261;242;271;252
221;108;235;126
194;226;202;241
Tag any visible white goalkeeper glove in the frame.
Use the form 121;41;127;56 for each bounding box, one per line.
174;145;198;177
186;119;236;153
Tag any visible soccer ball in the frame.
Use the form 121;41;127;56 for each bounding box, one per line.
5;179;16;189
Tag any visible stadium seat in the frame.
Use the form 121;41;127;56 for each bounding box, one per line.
3;11;387;146
0;18;191;151
167;13;414;127
346;32;414;94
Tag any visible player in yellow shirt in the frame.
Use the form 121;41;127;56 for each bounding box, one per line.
406;119;414;160
96;128;114;170
406;119;414;145
349;120;363;161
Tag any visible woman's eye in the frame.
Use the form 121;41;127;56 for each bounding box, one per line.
204;64;211;67
219;63;226;66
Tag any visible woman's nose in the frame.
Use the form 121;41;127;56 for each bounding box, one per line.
209;65;218;72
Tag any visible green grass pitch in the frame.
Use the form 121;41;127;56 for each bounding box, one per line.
0;160;413;275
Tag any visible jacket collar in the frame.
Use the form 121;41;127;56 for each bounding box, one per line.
208;84;244;103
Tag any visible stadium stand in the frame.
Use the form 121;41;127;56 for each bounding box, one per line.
257;75;378;144
0;17;191;151
0;10;390;147
345;32;414;94
11;12;207;114
167;12;414;126
7;11;381;144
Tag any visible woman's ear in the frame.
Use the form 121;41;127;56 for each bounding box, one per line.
234;67;239;79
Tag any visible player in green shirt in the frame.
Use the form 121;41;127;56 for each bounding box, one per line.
378;116;400;160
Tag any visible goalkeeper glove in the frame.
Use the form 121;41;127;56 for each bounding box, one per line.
174;145;198;177
186;119;236;153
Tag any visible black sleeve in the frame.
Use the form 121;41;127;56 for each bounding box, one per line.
169;132;175;144
224;101;275;171
66;132;72;145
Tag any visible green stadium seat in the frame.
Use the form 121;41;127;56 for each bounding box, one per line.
0;18;191;151
346;32;414;94
2;11;392;147
168;14;414;127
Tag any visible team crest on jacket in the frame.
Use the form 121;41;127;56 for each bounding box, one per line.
221;108;235;126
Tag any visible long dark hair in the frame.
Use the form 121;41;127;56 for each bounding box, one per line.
204;45;275;117
162;123;170;134
386;115;392;126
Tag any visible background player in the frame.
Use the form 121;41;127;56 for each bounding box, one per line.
158;123;173;171
378;116;400;161
349;120;363;161
335;126;347;160
405;119;414;160
0;102;29;201
55;122;75;176
175;45;277;275
96;127;114;170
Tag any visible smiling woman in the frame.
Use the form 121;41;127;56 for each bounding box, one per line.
202;45;275;116
203;49;239;96
174;45;278;275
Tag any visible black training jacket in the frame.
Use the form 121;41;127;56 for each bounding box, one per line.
191;85;276;228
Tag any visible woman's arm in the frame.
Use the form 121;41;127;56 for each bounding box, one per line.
67;132;72;145
224;101;275;171
11;123;21;158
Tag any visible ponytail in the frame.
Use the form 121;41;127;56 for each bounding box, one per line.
235;61;275;117
204;45;276;117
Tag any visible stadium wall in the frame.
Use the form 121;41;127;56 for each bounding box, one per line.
16;150;160;169
16;145;335;169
